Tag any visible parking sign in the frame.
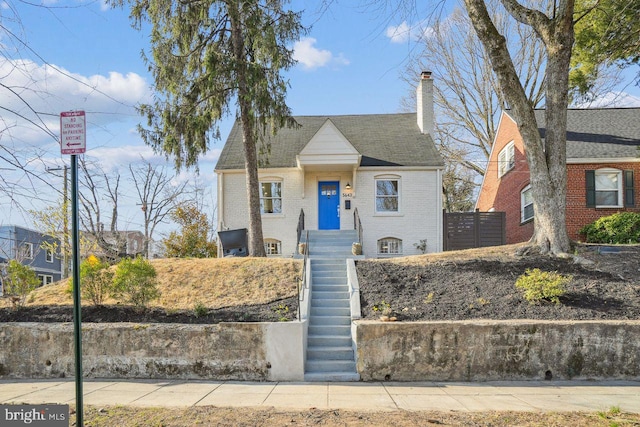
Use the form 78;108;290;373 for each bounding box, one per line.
60;111;86;155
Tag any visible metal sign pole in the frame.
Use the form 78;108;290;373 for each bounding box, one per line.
71;153;83;427
61;110;86;427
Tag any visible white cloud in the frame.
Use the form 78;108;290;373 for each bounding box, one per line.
576;91;640;108
0;59;151;146
386;20;435;44
386;22;412;44
293;37;350;70
85;145;161;172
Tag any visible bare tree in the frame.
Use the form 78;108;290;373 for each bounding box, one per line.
77;157;126;261
460;0;575;254
129;160;187;258
401;3;546;177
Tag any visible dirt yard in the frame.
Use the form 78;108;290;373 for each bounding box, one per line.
358;244;640;321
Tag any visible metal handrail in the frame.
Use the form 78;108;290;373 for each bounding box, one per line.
354;208;363;245
297;230;309;321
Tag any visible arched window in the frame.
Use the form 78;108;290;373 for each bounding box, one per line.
377;237;402;256
264;239;282;256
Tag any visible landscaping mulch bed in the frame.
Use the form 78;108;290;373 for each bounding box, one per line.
358;245;640;321
0;296;299;324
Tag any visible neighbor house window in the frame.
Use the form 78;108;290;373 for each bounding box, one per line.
586;169;623;208
498;141;515;177
521;185;534;223
260;181;282;214
38;274;53;287
375;178;399;213
264;239;282;256
20;242;33;259
377;238;402;255
45;249;54;263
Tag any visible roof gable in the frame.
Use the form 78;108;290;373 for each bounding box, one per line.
299;119;359;156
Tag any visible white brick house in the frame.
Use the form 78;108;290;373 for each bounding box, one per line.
215;73;444;258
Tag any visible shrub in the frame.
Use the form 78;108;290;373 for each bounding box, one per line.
515;268;571;304
112;256;160;308
193;301;208;318
70;255;114;306
2;260;40;309
579;212;640;244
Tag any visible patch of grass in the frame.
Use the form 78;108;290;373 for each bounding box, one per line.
71;405;640;427
2;258;301;311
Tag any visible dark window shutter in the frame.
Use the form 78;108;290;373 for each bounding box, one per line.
624;170;635;207
585;170;596;207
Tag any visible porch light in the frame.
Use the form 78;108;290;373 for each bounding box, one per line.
345;182;352;190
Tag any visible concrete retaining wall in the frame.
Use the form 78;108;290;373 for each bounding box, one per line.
3;320;640;382
355;320;640;381
0;322;305;381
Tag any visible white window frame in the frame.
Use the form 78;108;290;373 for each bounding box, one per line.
38;274;53;287
377;237;403;256
45;248;54;263
20;242;34;259
521;185;534;223
374;177;400;214
259;180;283;215
595;168;623;208
264;239;282;256
498;141;515;178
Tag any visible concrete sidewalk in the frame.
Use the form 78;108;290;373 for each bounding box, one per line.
1;379;640;413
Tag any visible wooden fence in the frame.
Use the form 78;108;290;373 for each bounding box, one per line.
443;210;506;251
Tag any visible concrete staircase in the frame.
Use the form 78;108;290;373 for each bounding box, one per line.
304;230;360;382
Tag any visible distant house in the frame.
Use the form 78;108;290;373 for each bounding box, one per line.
0;225;63;288
83;230;146;260
476;108;640;243
215;72;445;257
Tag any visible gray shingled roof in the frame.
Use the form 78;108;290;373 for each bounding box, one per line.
215;113;444;170
533;108;640;159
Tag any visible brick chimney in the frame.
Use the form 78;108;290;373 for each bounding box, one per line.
417;71;434;134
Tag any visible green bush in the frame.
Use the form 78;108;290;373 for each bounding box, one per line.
77;255;114;306
2;260;40;309
112;256;160;308
579;212;640;244
515;268;571;304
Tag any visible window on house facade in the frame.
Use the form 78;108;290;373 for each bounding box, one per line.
586;169;626;208
264;239;282;256
375;178;399;213
521;185;534;223
260;181;282;214
20;242;33;259
45;249;54;263
498;141;515;177
377;237;402;255
38;274;53;287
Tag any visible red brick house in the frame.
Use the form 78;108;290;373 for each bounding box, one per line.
476;108;640;243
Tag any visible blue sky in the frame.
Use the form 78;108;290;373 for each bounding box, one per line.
2;0;639;235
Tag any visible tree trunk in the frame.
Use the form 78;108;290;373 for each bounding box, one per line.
463;0;572;255
229;3;266;257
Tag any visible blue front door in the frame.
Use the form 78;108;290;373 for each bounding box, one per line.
318;181;340;230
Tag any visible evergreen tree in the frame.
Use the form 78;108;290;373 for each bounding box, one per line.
116;0;306;256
